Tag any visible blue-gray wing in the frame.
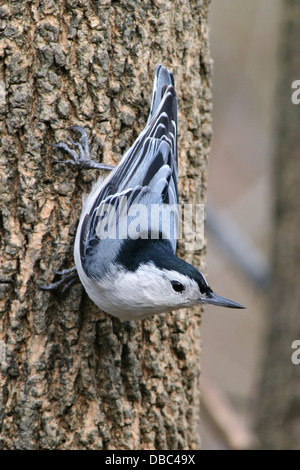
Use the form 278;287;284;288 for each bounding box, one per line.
80;66;178;279
81;181;178;280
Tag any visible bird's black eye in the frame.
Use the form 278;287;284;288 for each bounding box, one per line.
171;280;185;293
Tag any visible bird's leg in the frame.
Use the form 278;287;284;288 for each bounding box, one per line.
41;127;113;293
47;126;115;171
39;266;80;293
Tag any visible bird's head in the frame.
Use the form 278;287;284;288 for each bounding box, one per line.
101;238;245;320
143;260;245;311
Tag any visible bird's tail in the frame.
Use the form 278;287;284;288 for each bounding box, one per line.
147;65;175;124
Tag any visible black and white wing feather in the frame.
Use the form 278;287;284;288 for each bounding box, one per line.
77;65;178;280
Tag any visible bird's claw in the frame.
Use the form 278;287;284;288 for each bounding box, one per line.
47;126;115;171
39;266;80;293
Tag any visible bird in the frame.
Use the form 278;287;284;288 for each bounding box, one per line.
41;65;245;320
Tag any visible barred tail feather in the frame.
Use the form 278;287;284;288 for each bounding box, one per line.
147;65;175;124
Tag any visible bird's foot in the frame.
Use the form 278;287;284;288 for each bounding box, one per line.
47;126;115;171
39;266;80;293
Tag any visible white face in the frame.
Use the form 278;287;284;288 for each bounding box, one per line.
91;263;207;321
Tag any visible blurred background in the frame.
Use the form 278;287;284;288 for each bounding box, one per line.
200;0;281;449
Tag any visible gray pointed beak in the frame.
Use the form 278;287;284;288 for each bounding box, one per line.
204;292;246;309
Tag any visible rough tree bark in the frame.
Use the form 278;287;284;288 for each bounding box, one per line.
0;1;212;449
255;0;300;450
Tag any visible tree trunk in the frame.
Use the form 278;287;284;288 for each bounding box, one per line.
255;0;300;450
0;1;212;450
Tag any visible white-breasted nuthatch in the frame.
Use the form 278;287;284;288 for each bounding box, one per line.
41;65;245;320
